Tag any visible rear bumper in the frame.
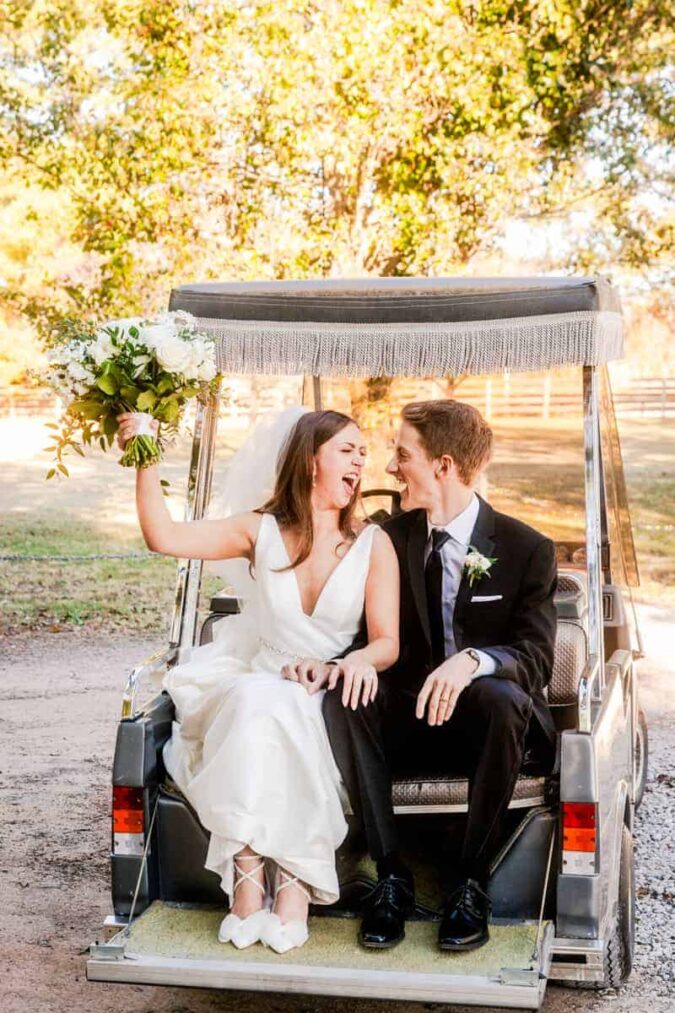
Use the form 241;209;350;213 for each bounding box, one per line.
549;936;605;983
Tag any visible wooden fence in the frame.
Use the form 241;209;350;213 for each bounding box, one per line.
1;376;674;421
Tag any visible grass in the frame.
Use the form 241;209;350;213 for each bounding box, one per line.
0;515;222;636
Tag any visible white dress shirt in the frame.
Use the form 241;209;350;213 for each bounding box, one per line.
425;494;497;677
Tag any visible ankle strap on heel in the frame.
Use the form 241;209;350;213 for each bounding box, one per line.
276;868;311;902
233;856;266;897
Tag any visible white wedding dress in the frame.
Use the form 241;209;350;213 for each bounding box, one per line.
162;512;376;906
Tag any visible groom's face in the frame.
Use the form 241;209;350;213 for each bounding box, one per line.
386;421;438;511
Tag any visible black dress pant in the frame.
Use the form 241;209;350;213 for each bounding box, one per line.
323;675;554;887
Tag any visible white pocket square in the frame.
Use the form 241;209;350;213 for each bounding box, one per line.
470;594;503;602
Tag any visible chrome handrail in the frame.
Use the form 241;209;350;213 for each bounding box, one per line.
121;646;178;720
169;392;220;660
582;367;605;689
577;654;601;734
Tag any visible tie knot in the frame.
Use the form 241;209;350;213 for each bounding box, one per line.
430;528;451;553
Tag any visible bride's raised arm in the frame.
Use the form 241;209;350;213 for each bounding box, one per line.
135;464;259;560
118;413;259;562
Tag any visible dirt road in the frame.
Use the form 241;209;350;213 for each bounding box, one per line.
1;604;673;1013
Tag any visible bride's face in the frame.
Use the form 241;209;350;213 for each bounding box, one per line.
313;422;367;509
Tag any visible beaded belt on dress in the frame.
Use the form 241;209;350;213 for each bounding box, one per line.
259;636;315;665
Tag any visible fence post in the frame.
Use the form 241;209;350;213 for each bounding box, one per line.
542;375;551;420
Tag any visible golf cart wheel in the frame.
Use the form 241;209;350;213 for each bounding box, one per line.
566;824;635;989
634;707;649;809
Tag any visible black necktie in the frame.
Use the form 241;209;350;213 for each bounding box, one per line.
425;529;451;668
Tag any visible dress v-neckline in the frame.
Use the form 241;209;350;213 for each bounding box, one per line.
271;514;365;620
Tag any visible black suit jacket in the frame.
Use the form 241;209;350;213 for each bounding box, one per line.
381;497;558;749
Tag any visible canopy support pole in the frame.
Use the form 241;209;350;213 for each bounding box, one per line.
312;376;323;410
169;391;220;658
582;366;605;691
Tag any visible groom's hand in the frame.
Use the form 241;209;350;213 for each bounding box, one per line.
281;658;332;694
416;653;478;726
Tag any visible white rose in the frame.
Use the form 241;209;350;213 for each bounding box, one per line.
196;359;216;382
142;322;178;349
179;346;201;382
154;334;193;374
91;332;115;365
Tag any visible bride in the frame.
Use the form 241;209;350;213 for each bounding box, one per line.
117;407;399;953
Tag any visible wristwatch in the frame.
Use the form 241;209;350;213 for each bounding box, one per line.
464;648;481;674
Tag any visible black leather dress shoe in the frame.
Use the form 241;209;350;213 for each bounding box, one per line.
438;878;491;951
359;873;415;949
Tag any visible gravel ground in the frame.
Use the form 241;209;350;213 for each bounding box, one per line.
0;603;673;1013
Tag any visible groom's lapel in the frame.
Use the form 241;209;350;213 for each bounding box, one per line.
407;510;431;645
454;495;497;617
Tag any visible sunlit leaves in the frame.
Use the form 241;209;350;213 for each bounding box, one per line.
0;0;671;348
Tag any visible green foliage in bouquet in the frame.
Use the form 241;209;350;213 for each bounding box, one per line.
39;311;221;477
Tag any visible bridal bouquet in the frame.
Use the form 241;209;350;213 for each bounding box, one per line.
40;310;221;477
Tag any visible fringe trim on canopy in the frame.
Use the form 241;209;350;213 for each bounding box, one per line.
198;310;623;378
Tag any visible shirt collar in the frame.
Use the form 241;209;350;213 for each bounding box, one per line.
427;494;480;548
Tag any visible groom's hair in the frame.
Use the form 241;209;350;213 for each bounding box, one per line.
402;399;493;484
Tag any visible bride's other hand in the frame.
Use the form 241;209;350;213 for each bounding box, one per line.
281;658;333;694
328;656;378;709
116;412;159;450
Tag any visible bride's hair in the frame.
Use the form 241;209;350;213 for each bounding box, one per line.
259;410;360;570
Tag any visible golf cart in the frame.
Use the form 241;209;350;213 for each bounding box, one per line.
88;277;647;1009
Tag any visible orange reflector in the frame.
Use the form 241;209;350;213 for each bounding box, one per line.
563;827;597;852
113;786;144;834
562;802;596;829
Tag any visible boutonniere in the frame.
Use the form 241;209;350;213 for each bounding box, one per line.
463;546;498;587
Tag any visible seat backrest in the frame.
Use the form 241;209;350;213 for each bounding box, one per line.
550;569;588;706
549;620;588;705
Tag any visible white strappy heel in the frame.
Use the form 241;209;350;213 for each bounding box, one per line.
260;867;311;954
218;855;269;948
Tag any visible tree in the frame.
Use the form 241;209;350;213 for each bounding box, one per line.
0;0;672;344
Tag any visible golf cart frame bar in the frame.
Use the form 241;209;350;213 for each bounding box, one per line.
161;275;624;692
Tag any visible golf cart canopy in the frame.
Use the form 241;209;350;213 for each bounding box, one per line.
169;276;623;378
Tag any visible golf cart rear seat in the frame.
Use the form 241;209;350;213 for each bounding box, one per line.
193;568;588;816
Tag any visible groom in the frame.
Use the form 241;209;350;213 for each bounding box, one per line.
323;399;557;951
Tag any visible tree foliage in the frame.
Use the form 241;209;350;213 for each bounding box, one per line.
0;0;672;338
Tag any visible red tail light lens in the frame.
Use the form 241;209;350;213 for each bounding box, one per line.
562;802;597;853
113;786;144;834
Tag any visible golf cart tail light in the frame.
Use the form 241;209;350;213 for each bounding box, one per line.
562;802;597;873
112;786;144;834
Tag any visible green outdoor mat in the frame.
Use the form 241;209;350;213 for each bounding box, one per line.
122;902;545;978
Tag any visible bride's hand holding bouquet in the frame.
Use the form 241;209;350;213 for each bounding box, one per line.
40;310;221;477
